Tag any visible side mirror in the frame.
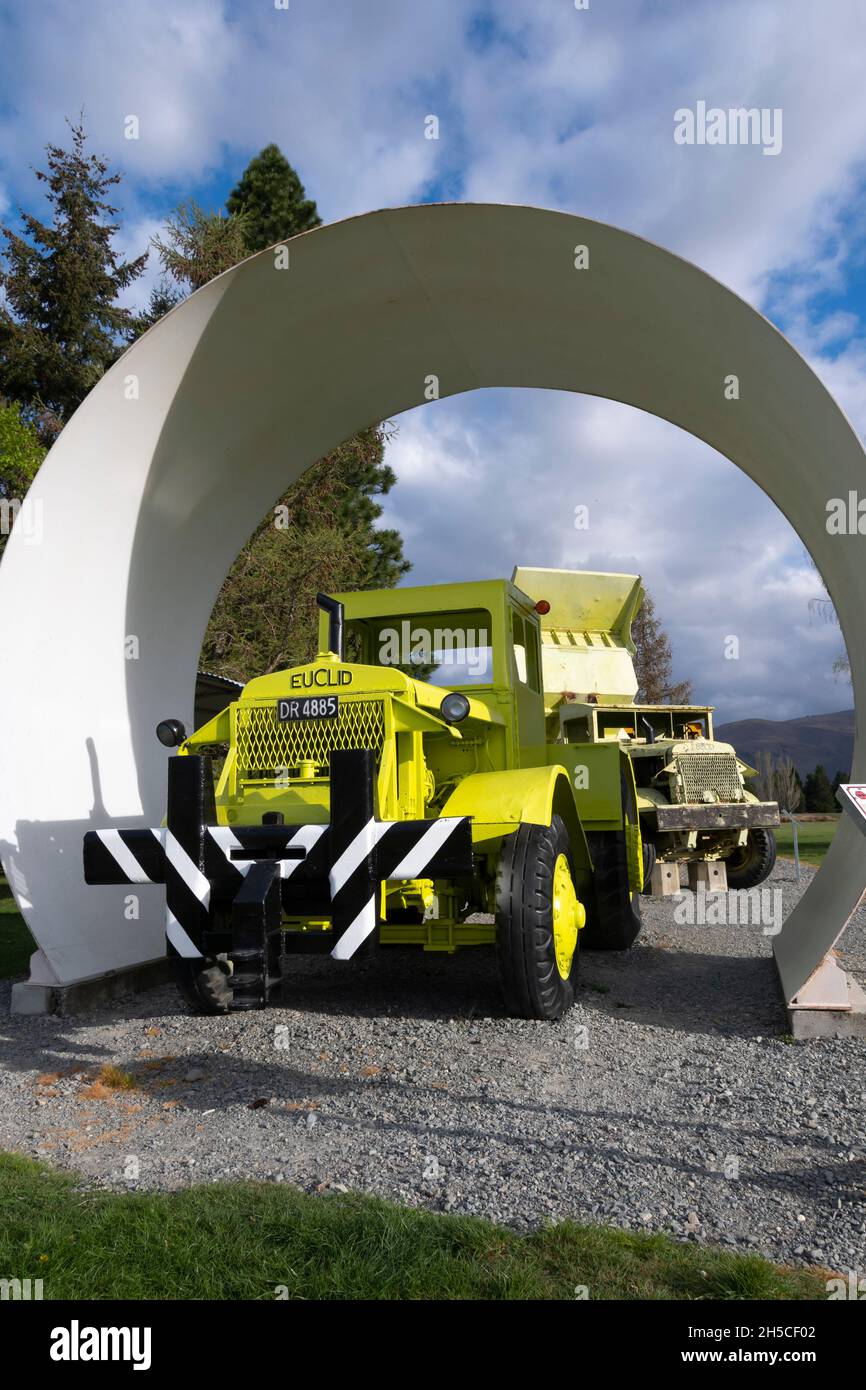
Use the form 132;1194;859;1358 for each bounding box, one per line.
156;718;187;748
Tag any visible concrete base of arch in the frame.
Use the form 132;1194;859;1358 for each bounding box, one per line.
10;950;172;1016
787;966;866;1039
1;202;864;1022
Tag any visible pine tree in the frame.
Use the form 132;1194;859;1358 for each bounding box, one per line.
0;120;147;442
803;764;836;813
201;425;407;679
631;589;692;703
150;202;249;292
226;145;320;253
137;277;183;333
147;171;409;681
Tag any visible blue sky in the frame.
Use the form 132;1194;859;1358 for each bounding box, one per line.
2;0;865;722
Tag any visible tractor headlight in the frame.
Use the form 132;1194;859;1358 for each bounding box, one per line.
156;718;187;748
440;692;470;725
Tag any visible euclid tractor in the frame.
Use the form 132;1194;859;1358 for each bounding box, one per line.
83;568;772;1022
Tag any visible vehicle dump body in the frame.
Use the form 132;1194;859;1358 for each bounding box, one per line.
513;567;779;870
514;567;643;705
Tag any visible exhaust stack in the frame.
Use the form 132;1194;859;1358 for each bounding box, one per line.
317;592;344;660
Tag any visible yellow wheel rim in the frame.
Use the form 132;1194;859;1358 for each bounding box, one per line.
552;854;585;979
625;822;644;894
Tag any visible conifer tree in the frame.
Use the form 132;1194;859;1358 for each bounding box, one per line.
0;120;147;441
632;589;692;703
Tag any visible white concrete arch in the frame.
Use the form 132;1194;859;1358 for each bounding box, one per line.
0;203;862;1005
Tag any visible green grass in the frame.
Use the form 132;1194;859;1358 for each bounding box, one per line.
776;817;840;867
0;1153;826;1301
0;876;34;978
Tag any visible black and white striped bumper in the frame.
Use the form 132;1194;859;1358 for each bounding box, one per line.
83;750;473;971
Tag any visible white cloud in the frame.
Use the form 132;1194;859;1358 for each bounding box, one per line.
0;1;237;182
1;0;863;719
112;215;167;314
382;388;849;722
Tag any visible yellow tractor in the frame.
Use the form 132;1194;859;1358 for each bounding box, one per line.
85;575;650;1020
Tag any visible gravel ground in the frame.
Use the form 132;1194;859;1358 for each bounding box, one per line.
2;858;865;1271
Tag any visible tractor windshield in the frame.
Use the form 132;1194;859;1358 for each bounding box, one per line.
348;608;494;686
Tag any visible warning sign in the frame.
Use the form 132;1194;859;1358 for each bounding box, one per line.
836;784;866;837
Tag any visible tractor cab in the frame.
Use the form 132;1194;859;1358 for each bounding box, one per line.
326;576;548;763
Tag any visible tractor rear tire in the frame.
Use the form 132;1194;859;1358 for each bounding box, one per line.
725;829;777;889
495;815;581;1021
582;771;643;950
641;838;657;895
174;955;232;1014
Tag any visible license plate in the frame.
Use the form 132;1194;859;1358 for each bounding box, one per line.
276;695;339;722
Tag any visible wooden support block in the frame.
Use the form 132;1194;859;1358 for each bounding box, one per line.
687;860;727;893
650;862;679;896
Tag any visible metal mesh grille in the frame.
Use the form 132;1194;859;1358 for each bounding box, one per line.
677;753;742;804
235;699;386;780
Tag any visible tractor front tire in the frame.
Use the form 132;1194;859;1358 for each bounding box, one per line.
174;954;232;1014
495;814;582;1021
725;829;777;889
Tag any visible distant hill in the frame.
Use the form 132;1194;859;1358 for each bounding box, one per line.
715;709;854;778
